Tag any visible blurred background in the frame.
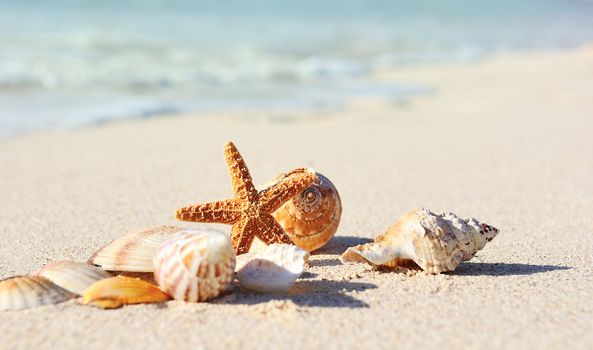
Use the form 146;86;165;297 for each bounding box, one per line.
1;0;593;138
1;2;593;349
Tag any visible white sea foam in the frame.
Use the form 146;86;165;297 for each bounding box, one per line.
1;0;592;137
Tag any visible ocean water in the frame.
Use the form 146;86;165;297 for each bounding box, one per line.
1;0;593;138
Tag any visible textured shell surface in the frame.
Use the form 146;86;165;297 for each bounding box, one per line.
272;168;342;251
81;276;170;309
340;208;499;274
236;243;310;293
35;261;113;295
88;225;184;272
153;229;236;302
0;276;76;311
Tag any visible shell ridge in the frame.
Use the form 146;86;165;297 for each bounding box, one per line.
272;170;341;251
153;229;235;302
15;278;38;307
288;208;339;239
0;276;76;311
88;225;184;272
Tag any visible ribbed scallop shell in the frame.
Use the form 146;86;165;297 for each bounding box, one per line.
88;225;184;272
82;276;170;309
153;229;235;302
272;168;342;251
340;208;499;274
35;261;113;295
236;244;309;293
0;276;76;311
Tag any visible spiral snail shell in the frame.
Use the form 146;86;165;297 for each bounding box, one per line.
272;168;342;252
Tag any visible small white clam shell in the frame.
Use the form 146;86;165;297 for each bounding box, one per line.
340;208;499;274
35;261;113;295
153;229;236;302
236;244;310;293
0;276;76;311
88;225;184;272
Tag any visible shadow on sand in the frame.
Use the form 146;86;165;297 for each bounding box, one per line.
454;262;571;276
306;235;373;267
218;279;377;309
315;236;572;279
314;235;373;256
308;259;342;267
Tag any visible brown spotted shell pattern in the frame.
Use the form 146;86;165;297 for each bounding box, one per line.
272;168;342;252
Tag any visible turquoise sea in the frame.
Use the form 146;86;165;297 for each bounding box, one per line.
1;0;593;138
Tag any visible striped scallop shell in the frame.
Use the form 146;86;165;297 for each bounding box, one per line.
88;225;184;272
340;208;499;274
0;276;76;311
272;169;342;251
35;261;113;295
153;229;235;302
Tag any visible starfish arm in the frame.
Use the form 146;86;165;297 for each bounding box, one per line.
224;141;258;202
230;218;255;255
256;214;293;245
175;199;241;224
259;170;317;213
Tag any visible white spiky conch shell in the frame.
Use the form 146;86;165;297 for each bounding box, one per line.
340;208;499;274
270;168;342;252
0;276;77;311
153;229;236;302
236;244;310;293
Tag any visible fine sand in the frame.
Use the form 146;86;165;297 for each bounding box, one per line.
1;46;592;350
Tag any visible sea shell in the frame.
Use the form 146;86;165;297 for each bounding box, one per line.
272;168;342;251
340;208;499;274
153;229;236;302
88;225;184;272
0;276;76;311
81;276;170;309
236;244;309;293
35;261;113;295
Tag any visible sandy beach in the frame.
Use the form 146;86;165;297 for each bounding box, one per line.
1;46;592;350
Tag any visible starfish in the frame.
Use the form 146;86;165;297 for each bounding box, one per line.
175;141;317;255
